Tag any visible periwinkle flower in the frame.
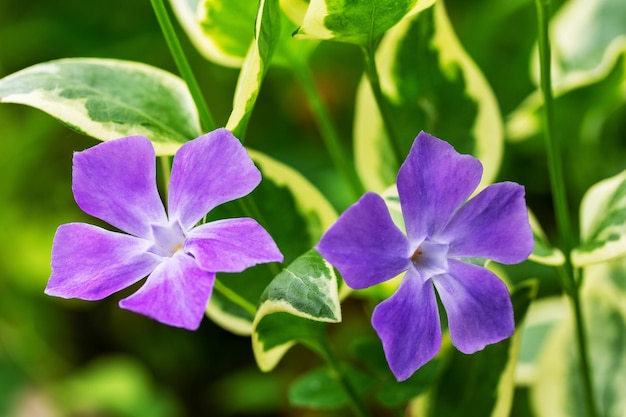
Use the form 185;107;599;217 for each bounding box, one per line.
317;132;533;380
45;128;283;330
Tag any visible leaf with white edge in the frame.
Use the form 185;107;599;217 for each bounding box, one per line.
354;1;503;192
531;260;626;417
509;0;626;143
169;0;254;67
572;169;626;267
252;250;341;371
534;0;626;88
418;281;538;417
280;0;309;26
293;0;419;46
515;297;568;386
0;58;201;155
225;0;281;138
508;48;625;143
206;149;337;335
528;210;565;266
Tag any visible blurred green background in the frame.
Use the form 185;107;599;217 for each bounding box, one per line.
1;0;624;415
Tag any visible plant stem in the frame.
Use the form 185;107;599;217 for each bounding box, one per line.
150;0;215;132
213;279;257;317
534;0;573;255
361;44;403;168
159;156;172;197
294;64;365;199
534;1;599;416
318;336;372;417
570;286;598;416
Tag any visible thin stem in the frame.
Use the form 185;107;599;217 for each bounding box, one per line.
570;287;599;417
213;279;257;317
534;0;574;254
294;64;365;199
318;336;372;417
150;0;215;132
159;155;172;198
361;44;403;168
238;197;281;276
534;1;599;416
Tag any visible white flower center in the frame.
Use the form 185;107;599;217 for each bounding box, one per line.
149;221;187;257
410;239;449;278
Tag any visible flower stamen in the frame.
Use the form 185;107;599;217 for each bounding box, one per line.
410;248;423;263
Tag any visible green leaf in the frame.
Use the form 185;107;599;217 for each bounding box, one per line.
252;250;341;371
226;0;281;137
196;0;258;66
515;297;568;386
294;0;423;46
419;281;538;417
540;0;626;87
169;0;251;67
528;210;566;266
257;250;341;323
206;149;337;335
52;356;181;417
354;1;504;192
572;169;626;267
376;359;441;408
288;366;376;409
0;58;201;155
507;0;626;146
507;59;626;142
171;0;317;69
531;261;626;417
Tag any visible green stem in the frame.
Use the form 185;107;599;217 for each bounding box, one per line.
159;156;172;198
534;1;599;416
361;44;403;169
570;285;599;416
534;0;574;254
150;0;215;132
294;64;365;199
238;196;281;276
213;279;257;317
318;336;372;417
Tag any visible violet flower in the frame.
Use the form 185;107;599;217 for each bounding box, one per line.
45;128;283;330
316;132;533;380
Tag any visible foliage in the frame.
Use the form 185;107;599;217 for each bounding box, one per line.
1;0;625;415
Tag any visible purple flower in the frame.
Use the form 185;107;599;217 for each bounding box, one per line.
45;128;283;330
316;132;533;380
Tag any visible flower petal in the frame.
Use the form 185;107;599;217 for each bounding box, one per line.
316;192;411;289
185;218;283;272
372;269;442;381
433;259;514;354
439;182;533;264
168;128;261;230
72;136;167;239
119;253;215;330
397;132;482;244
46;223;159;300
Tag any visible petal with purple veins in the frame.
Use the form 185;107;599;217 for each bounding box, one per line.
46;223;160;300
432;259;514;354
185;218;283;273
72;136;167;239
119;252;215;330
168;129;261;230
372;269;442;381
316;192;411;289
397;132;483;244
439;182;533;264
